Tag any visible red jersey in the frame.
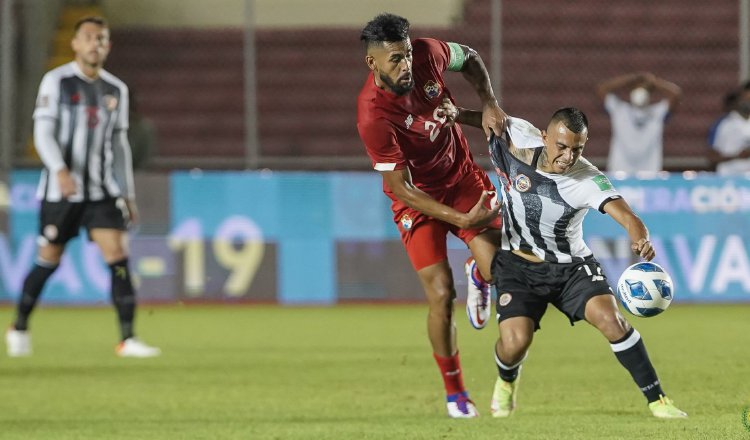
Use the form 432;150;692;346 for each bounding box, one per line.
357;38;477;195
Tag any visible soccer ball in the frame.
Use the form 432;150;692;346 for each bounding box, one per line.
616;262;674;317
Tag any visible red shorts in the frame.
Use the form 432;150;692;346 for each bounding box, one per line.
392;168;502;271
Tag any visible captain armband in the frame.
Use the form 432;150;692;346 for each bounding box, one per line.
446;42;466;71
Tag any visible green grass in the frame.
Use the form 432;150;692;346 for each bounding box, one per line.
0;303;748;439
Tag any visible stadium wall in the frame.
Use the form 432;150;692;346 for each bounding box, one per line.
1;171;749;305
101;0;464;28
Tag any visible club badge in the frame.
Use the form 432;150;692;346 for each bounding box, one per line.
400;214;413;231
514;174;531;192
423;80;441;99
499;293;512;306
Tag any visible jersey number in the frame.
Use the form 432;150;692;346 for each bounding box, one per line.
578;264;605;282
424;106;448;142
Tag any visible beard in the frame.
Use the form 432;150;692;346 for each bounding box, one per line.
379;72;415;96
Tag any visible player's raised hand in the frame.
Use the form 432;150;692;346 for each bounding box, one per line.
436;97;459;128
631;238;655;261
482;101;507;141
463;190;500;229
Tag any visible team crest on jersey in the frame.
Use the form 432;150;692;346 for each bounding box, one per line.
104;95;118;111
423;80;441;99
499;293;512;306
514;174;531;192
400;214;413;230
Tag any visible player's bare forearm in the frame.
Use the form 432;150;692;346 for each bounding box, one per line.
397;184;469;227
381;168;495;229
458;47;506;139
460;48;497;106
604;198;654;259
456;107;483;129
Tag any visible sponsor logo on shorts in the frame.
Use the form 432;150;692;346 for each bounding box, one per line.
423;80;441;99
499;292;512;306
43;224;58;241
514;174;531;192
400;214;413;231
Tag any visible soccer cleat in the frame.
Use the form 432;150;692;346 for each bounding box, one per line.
5;327;32;357
116;338;161;358
465;257;491;330
446;391;479;418
490;376;519;417
649;395;688;419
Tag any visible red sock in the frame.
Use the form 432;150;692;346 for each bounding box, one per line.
472;264;488;284
433;352;466;395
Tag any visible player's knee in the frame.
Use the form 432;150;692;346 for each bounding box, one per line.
426;283;456;308
593;310;629;338
500;329;532;356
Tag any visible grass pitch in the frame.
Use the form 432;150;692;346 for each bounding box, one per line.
0;303;748;439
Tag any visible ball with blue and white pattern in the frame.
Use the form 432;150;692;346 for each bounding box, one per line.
616;262;674;317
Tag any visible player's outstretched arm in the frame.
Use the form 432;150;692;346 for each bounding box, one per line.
381;168;499;229
603;198;655;261
455;44;506;140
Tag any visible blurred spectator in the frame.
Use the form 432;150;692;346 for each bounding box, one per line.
128;88;157;169
707;82;750;175
706;89;739;145
597;72;682;173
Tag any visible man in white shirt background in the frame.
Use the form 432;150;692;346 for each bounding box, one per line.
597;72;682;174
707;81;750;175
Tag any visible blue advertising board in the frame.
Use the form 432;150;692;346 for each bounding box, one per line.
1;170;749;304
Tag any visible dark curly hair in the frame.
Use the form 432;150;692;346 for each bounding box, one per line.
360;13;410;47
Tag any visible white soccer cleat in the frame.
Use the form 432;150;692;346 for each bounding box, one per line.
116;338;161;358
6;327;32;357
446;391;479;418
465;257;491;329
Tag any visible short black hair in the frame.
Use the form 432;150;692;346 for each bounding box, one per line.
360;13;410;47
74;16;108;34
723;89;740;112
549;107;588;134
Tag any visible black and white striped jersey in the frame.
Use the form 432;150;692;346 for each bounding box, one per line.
33;61;134;203
489;117;621;263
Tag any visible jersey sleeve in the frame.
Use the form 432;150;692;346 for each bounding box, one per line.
357;119;406;171
710;117;731;150
115;83;130;131
32;72;60;120
413;38;458;73
581;172;622;213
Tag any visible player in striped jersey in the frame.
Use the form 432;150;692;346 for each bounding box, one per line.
480;107;686;418
5;16;160;358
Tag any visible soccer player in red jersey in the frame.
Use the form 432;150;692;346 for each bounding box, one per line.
357;13;505;418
